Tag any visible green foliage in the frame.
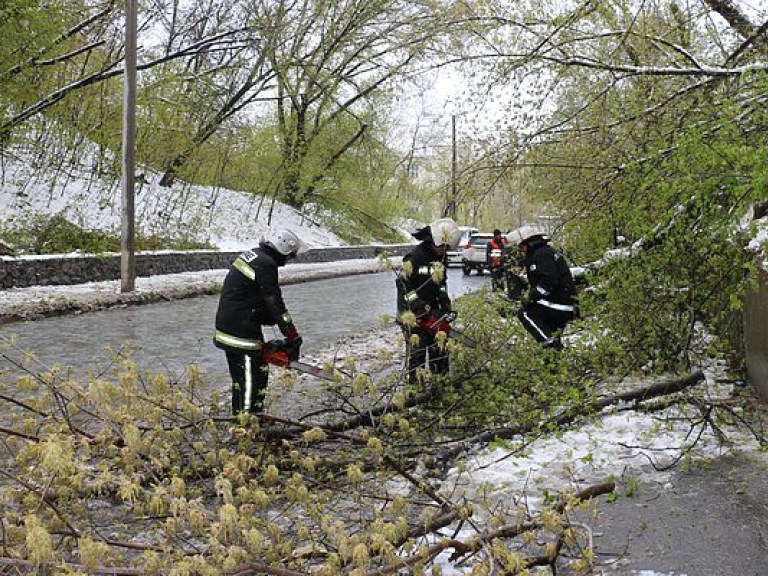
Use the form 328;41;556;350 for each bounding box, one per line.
507;55;768;375
0;1;121;141
432;288;616;433
0;1;69;115
0;0;433;238
3;214;119;254
577;117;768;374
0;214;212;255
0;333;611;574
624;476;640;498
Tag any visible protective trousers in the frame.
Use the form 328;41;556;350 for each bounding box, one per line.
518;302;574;349
224;349;268;414
490;265;505;291
401;326;449;384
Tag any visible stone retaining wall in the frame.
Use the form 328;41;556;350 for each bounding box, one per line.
0;244;413;289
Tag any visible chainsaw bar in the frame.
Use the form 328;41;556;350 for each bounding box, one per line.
447;329;476;348
396;325;477;348
284;360;342;382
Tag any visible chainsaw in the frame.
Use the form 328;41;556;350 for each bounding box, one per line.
419;311;477;348
261;339;351;382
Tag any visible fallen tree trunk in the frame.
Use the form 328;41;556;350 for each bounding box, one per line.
435;370;706;463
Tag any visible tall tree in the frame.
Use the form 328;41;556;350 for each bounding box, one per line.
433;0;768;369
261;0;451;208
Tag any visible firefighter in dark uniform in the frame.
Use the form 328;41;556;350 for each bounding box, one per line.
508;225;577;350
213;229;306;414
396;218;461;384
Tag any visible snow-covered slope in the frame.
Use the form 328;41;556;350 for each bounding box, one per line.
0;145;347;251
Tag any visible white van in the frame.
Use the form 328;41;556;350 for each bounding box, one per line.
446;225;478;267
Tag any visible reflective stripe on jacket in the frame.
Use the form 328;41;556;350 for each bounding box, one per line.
396;241;451;318
524;239;576;308
214;244;295;351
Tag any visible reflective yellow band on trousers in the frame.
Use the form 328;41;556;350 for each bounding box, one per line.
244;354;253;409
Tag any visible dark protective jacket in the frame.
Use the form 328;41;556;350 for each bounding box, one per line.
524;238;577;310
213;243;298;351
396;241;451;318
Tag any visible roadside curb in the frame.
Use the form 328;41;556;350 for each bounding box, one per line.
0;258;397;325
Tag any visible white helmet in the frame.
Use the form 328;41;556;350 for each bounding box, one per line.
265;229;308;256
506;224;549;246
429;218;461;248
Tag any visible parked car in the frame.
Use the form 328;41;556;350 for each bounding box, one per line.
446;226;478;267
461;232;494;275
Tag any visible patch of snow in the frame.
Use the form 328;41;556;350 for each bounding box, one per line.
0;145;348;251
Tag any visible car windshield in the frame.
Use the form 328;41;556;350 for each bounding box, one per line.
470;236;492;246
455;229;477;246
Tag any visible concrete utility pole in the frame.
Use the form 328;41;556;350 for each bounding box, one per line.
447;114;457;219
121;0;137;293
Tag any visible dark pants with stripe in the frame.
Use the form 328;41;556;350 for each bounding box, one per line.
225;349;269;414
401;327;449;384
518;302;574;349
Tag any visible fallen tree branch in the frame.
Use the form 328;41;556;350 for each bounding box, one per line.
436;370;706;463
375;481;616;574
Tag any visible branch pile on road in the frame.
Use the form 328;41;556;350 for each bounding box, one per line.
0;311;764;574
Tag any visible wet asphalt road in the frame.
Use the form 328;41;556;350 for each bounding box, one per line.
1;268;486;384
3;267;768;573
592;451;768;576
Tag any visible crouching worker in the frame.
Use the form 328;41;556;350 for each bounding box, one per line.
507;225;577;350
396;218;461;384
213;229;307;414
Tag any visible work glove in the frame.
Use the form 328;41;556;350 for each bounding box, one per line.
439;300;456;321
441;309;457;323
285;335;302;361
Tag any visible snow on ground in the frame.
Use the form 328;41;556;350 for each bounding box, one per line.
6;257;758;507
3;256;761;576
0;144;388;251
3;147;766;576
447;375;758;502
0;258;393;321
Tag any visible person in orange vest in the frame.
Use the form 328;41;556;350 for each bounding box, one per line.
486;228;508;291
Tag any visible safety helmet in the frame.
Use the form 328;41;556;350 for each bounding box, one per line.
506;224;549;246
264;229;308;257
428;218;461;248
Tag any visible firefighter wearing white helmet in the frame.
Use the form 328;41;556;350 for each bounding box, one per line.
265;228;307;257
213;229;307;414
428;217;462;249
395;217;460;384
506;223;549;246
508;223;577;350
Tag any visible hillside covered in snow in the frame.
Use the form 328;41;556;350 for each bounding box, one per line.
0;144;414;253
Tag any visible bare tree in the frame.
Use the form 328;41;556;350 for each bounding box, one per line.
0;0;259;143
259;0;453;207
